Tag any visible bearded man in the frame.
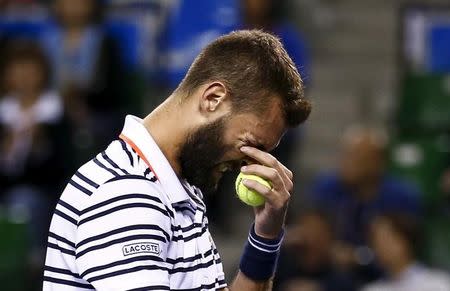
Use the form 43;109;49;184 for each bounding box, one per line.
43;30;311;291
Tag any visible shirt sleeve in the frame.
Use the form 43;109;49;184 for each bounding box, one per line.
75;176;172;290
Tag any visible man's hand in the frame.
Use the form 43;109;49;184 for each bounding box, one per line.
228;147;292;291
240;146;293;239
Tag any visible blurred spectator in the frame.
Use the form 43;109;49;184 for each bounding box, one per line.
43;0;118;95
308;126;422;284
274;210;356;291
241;0;310;82
362;213;450;291
0;41;66;197
157;0;238;89
0;41;66;282
41;0;124;166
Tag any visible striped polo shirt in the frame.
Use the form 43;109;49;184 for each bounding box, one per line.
43;115;227;291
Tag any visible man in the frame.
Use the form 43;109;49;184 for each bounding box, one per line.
363;213;450;291
274;210;355;291
308;126;422;284
310;126;422;245
43;30;312;290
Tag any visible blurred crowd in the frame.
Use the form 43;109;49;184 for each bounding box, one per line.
275;127;450;291
0;0;449;291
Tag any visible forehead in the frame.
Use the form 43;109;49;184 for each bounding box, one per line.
226;101;286;151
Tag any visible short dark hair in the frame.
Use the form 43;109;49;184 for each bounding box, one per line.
176;30;311;127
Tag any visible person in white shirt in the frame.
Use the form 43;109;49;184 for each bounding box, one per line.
0;41;65;288
362;213;450;291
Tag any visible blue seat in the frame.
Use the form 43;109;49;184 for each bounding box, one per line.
429;24;450;73
158;0;239;88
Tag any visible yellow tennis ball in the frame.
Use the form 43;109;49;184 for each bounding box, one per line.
235;173;270;207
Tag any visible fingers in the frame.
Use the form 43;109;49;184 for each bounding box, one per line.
281;163;293;180
242;178;290;210
242;164;282;187
240;146;292;178
242;163;293;193
241;146;278;169
240;147;293;238
240;146;294;192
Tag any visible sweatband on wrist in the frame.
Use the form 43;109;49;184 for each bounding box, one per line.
239;223;284;281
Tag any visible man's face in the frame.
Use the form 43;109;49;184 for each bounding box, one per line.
5;60;45;96
179;100;286;194
55;0;94;27
339;137;384;186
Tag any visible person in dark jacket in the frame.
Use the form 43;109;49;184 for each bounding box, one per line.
0;41;68;287
41;0;125;168
274;210;355;291
308;126;422;286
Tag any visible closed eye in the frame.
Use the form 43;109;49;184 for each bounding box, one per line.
244;140;267;152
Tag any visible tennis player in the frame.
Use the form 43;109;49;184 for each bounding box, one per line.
43;29;311;291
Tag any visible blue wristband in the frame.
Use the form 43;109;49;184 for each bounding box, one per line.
239;224;284;281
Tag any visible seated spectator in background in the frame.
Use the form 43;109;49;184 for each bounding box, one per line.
274;210;355;291
308;126;422;285
363;213;450;291
41;0;124;167
242;0;310;82
0;41;66;279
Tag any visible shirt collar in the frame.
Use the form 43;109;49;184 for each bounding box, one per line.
396;262;423;282
120;115;192;204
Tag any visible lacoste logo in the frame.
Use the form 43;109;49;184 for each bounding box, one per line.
122;242;161;256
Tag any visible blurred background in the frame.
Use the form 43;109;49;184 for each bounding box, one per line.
0;0;449;290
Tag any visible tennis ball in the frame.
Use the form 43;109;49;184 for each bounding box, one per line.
235;173;270;207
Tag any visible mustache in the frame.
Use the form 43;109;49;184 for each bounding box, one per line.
216;160;244;172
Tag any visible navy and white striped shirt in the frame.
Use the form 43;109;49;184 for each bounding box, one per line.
43;115;227;290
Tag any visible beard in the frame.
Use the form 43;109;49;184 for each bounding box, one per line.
178;116;232;195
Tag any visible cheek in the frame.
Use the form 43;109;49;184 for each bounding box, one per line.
220;147;245;162
219;134;246;161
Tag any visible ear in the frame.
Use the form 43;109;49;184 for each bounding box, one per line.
198;82;230;115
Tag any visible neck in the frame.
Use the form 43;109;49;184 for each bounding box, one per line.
18;92;40;109
65;25;84;35
143;95;190;176
388;256;414;278
64;26;84;48
354;178;380;202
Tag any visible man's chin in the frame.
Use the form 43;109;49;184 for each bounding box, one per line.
185;173;220;196
185;165;234;196
201;170;223;193
201;178;221;196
